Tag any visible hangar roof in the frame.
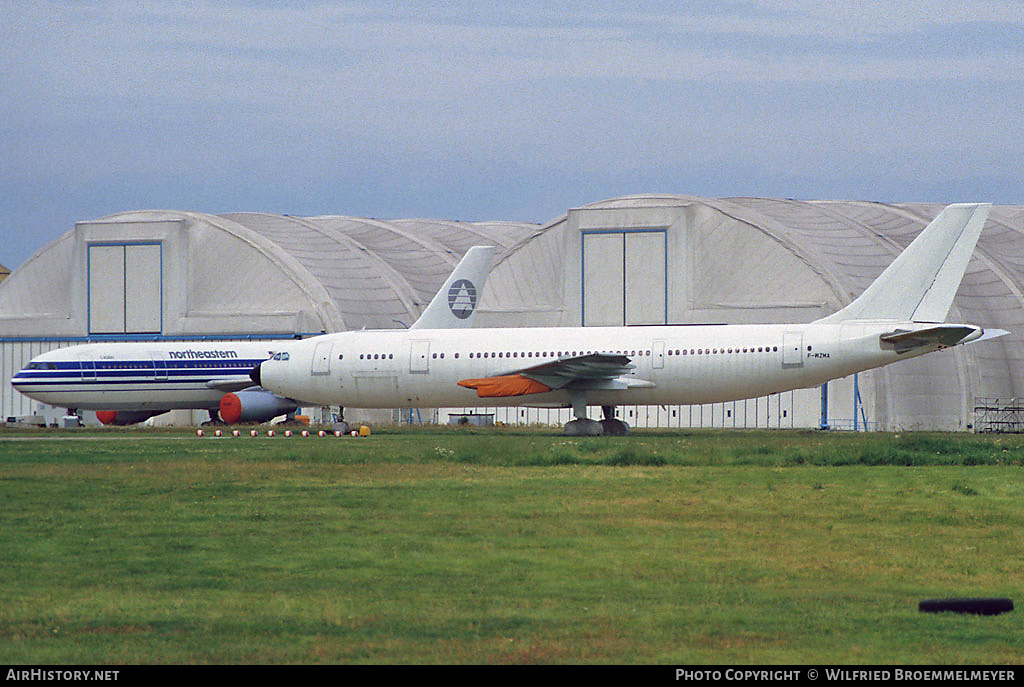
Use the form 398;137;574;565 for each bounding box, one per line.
517;194;1024;326
0;210;538;337
212;212;539;331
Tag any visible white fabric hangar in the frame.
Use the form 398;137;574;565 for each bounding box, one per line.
1;196;1022;430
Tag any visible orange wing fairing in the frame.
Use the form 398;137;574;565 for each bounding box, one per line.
457;374;551;398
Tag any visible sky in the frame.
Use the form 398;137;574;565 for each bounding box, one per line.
2;0;1023;269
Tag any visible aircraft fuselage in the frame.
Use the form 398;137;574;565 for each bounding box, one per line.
11;342;278;411
256;321;970;410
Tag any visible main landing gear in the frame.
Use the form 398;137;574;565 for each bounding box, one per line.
333;406;350;435
202;409;226;426
600;405;630;436
561;392;630;436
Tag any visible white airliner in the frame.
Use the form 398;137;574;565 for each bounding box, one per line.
252;203;1007;435
10;247;497;425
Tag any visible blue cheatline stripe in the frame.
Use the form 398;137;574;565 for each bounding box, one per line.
0;334;315;343
13;359;266;388
17;366;260;378
12;387;221;394
15;375;256;384
14;379;252;388
17;359;265;372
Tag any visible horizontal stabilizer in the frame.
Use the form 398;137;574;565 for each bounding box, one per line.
880;325;983;353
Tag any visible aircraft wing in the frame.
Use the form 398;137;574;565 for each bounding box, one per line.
458;352;655;398
205;377;261;392
879;325;993;353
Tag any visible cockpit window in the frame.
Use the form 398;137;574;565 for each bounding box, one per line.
272;352;291;361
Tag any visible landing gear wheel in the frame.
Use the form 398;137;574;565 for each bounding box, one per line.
202;410;226;427
600;418;630;435
563;418;603;436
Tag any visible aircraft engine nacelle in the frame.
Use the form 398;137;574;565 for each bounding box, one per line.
219;390;298;424
96;410;170;426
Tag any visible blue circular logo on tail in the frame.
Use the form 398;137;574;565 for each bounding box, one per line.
448;279;477;319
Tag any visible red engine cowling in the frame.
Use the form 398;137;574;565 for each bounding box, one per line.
96;410;169;425
219;390;298;424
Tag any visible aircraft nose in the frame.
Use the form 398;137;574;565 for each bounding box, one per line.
11;365;33;387
249;362;262;386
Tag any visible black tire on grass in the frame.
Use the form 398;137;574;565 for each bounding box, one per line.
918;598;1014;615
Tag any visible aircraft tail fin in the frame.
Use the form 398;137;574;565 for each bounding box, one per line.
410;246;495;329
816;203;990;324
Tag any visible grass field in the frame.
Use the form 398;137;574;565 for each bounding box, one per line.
1;426;1022;664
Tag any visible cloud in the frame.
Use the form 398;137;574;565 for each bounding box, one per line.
1;1;1021;267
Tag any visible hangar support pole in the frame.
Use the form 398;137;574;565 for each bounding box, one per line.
853;373;868;431
819;383;829;430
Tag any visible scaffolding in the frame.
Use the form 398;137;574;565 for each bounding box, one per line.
973;398;1024;433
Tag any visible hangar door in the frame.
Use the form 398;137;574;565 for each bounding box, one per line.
582;230;666;326
88;243;162;334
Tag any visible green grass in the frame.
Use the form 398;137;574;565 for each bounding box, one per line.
1;427;1022;664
